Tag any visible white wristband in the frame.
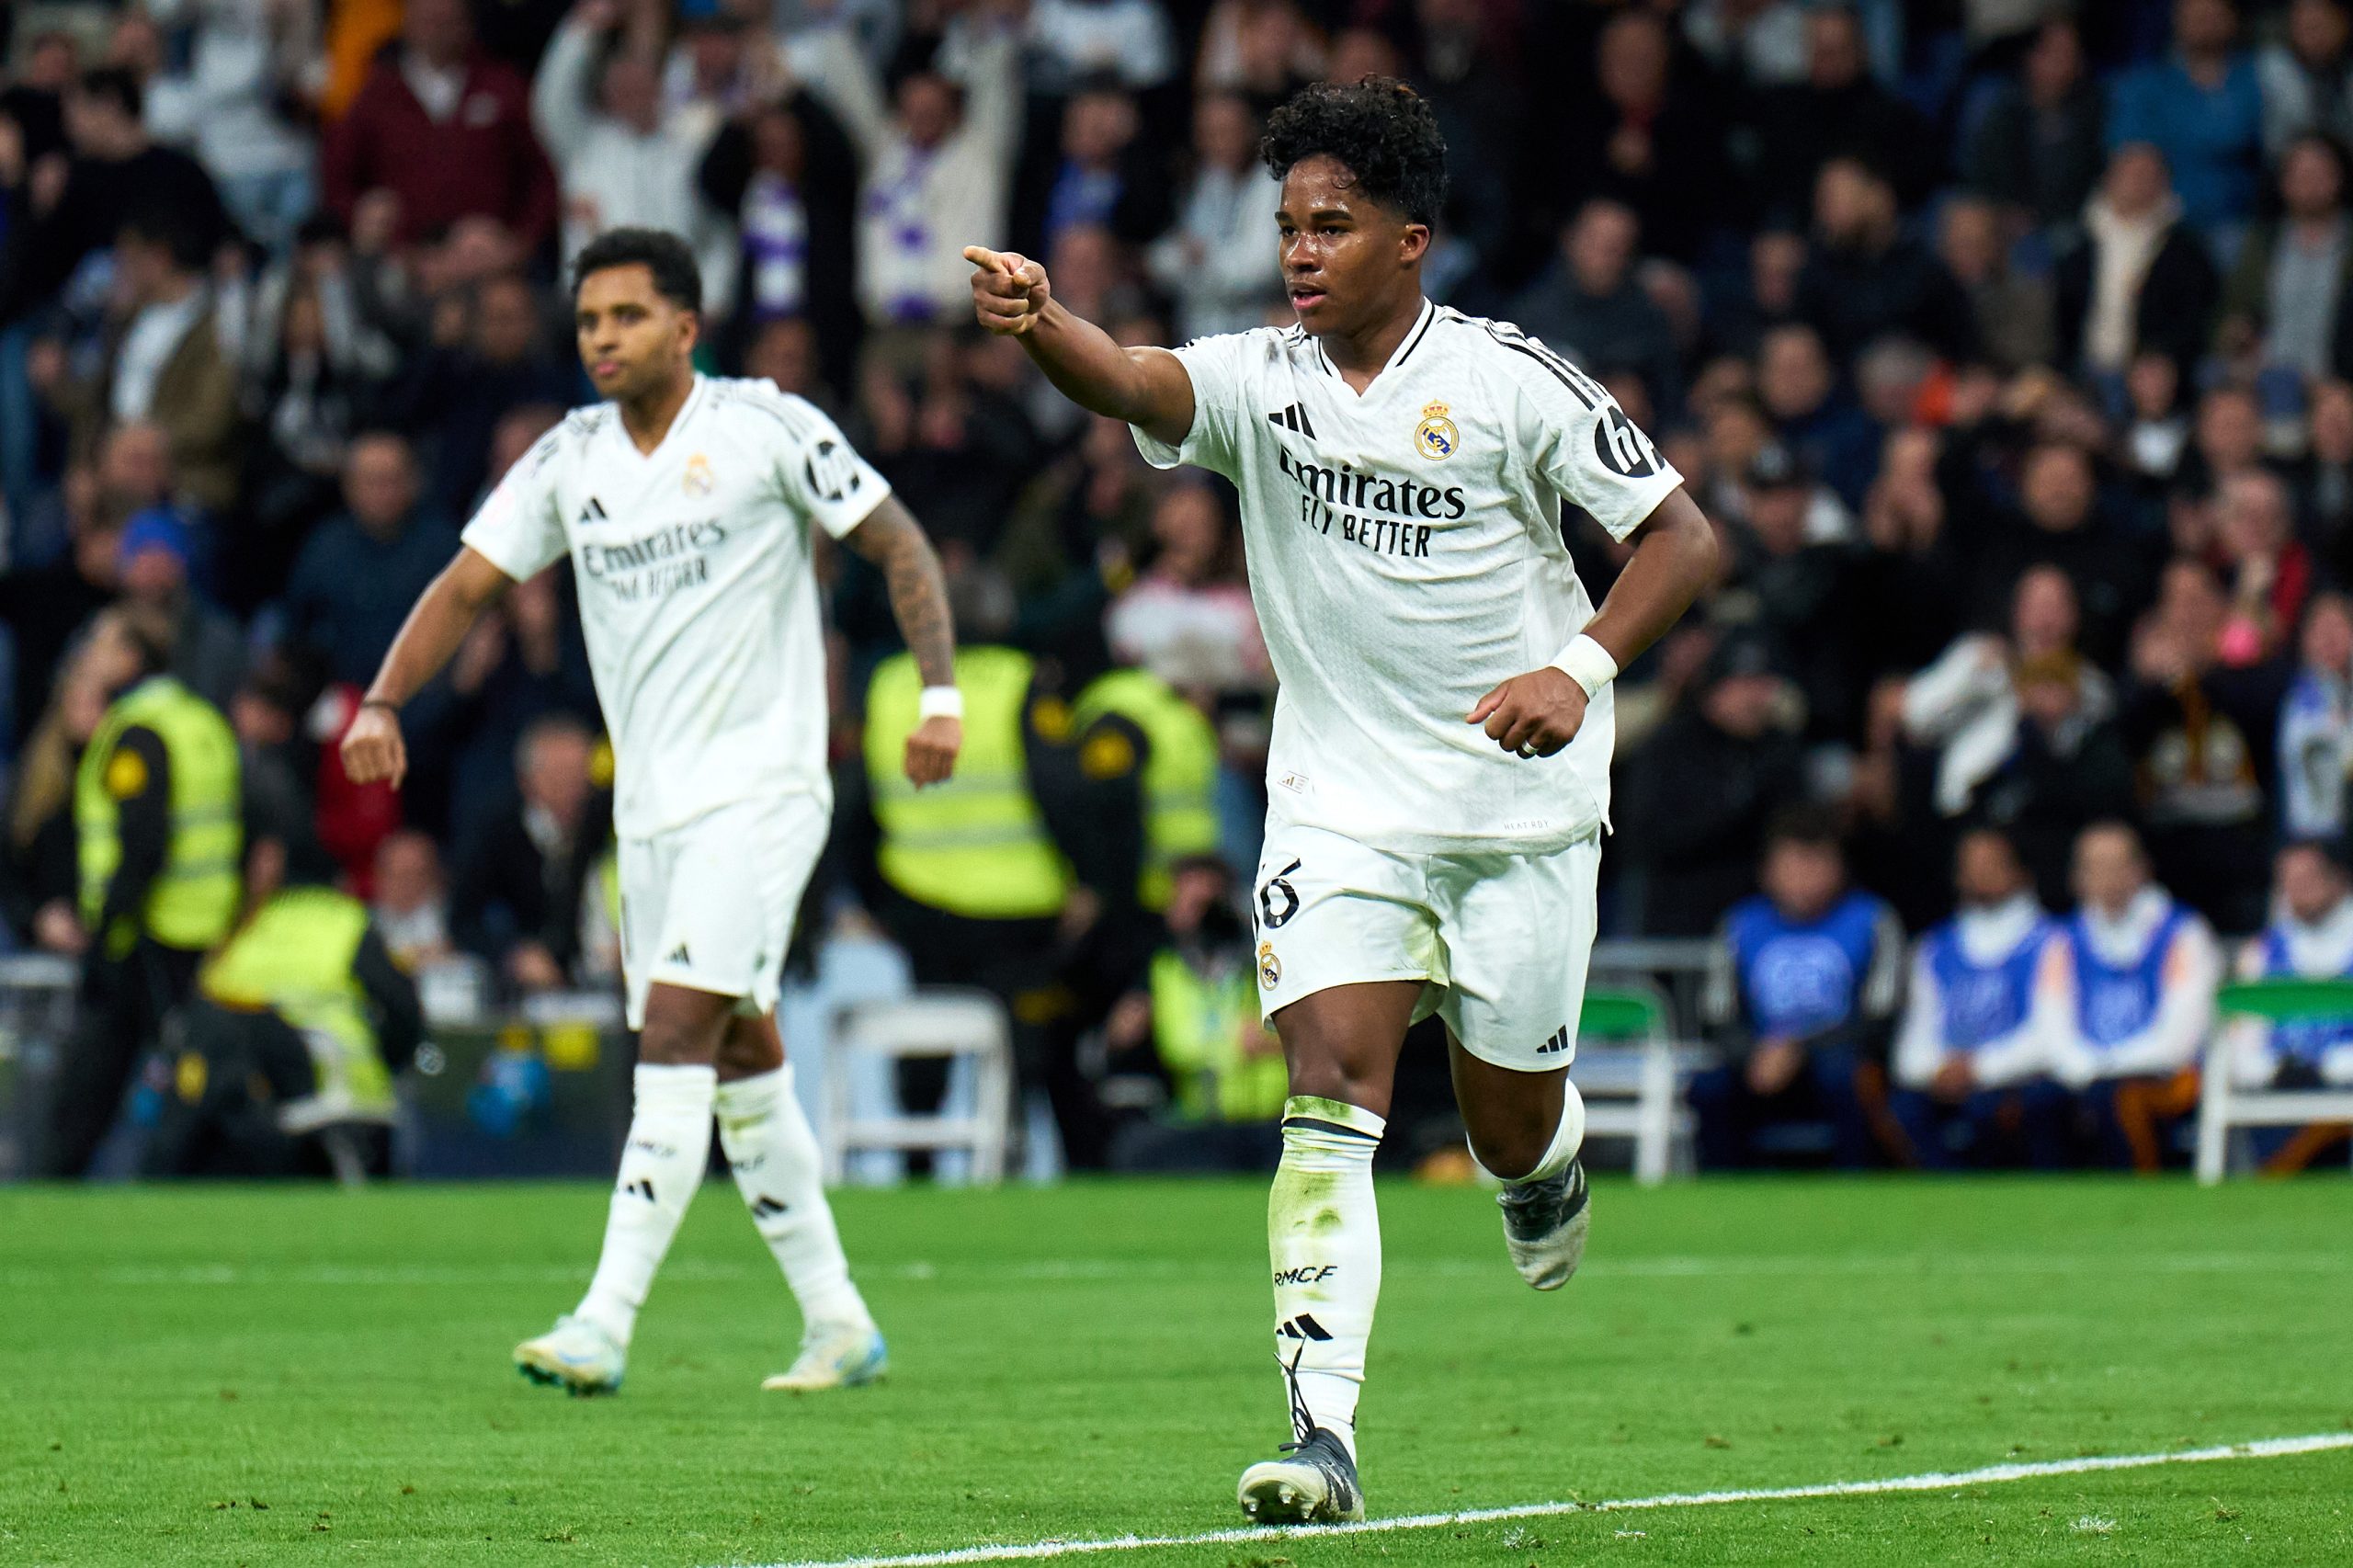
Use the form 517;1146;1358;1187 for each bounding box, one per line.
917;686;964;722
1549;633;1618;699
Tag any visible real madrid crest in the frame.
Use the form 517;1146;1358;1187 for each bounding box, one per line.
1415;400;1458;460
683;453;715;497
1257;940;1282;991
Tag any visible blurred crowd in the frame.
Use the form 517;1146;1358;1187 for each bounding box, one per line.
7;0;2353;1172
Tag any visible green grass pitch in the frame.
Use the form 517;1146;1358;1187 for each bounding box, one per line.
4;1177;2349;1567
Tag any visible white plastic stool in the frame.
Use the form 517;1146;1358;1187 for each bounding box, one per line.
822;988;1016;1184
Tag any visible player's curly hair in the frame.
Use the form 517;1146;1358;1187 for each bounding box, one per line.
1260;77;1449;228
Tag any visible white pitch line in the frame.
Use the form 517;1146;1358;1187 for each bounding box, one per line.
739;1431;2353;1568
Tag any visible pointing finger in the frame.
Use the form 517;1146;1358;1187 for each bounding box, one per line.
961;244;1008;272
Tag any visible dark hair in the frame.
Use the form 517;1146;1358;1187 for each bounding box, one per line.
1764;803;1845;857
570;227;701;312
77;65;142;120
119;214;208;273
1260;76;1448;228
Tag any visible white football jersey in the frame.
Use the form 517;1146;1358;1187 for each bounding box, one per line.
461;375;889;838
1134;299;1684;855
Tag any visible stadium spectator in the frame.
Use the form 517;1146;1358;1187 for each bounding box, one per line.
1961;17;2108;233
2213;469;2313;666
2260;0;2353;154
533;0;735;311
31;214;244;514
116;508;244;710
2045;822;2221;1170
401;271;576;519
1509;200;1682;425
1720;442;1861;740
2;66;229;321
2216;135;2353;383
1013;81;1165;260
2105;0;2266;237
791;6;1021;333
2297;378;2353;569
1796;157;1976;364
1690;809;1906;1169
1143;93;1284;343
1745;6;1934;222
2277;591;2353;842
1937;194;2057;374
370;827;455;971
321;0;559;256
693;89;860;387
1620;631;1807;937
1681;0;1810;92
0;482;120;747
449;713;608;995
1888;827;2070;1169
1025;0;1177;93
1905;564;2113;818
1955;437;2151;670
142;0;320;253
2120;558;2284;933
1755;323;1879;510
2055;143;2221;379
278;433;460;689
1105;483;1268;695
1554;10;1721;269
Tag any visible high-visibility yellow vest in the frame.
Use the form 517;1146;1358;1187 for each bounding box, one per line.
75;676;242;952
1073;669;1222;911
1149;949;1286;1122
865;647;1071;920
201;886;394;1127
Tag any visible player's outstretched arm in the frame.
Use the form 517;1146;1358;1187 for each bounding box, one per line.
963;244;1194;449
340;547;515;789
843;495;961;787
1471;487;1719;759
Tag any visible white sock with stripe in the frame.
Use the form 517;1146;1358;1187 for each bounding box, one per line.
715;1065;873;1332
574;1062;716;1347
1268;1095;1385;1463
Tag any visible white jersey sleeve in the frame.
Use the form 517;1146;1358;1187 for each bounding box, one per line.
1130;331;1272;481
746;384;892;539
1497;328;1682;541
461;424;571;580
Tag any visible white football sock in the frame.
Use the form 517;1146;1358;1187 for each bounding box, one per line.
1471;1079;1586;1186
716;1065;873;1332
574;1063;716;1347
1268;1095;1385;1462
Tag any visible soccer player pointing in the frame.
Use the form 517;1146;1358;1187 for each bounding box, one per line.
347;229;961;1395
970;81;1716;1522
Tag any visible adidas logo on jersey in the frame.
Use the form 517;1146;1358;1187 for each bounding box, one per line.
1267;403;1316;437
1537;1025;1572;1056
666;943;691;967
577;496;608;526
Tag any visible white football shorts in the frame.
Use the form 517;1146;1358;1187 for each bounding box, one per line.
1248;821;1601;1073
617;792;827;1030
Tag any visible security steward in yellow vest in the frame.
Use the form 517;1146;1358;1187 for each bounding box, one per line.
847;638;1144;1168
40;610;244;1176
1101;855;1287;1172
1069;667;1222;915
145;835;422;1178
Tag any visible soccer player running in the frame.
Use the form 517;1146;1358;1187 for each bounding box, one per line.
968;81;1717;1521
344;230;963;1396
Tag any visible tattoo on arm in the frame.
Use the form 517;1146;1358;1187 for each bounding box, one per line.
847;497;956;687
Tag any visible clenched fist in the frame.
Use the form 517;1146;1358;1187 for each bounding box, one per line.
904;715;961;787
1467;667;1589;760
964;245;1051;336
341;702;408;789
